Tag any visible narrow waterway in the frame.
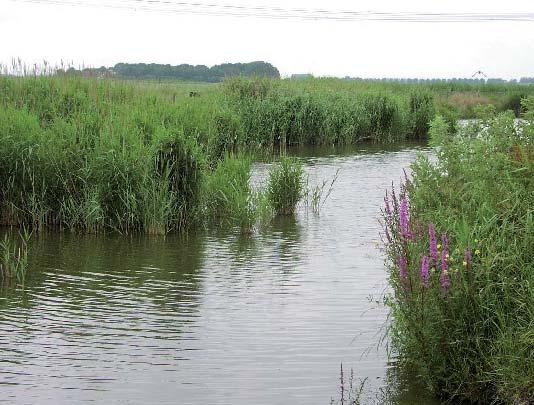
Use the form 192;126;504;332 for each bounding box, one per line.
0;143;438;404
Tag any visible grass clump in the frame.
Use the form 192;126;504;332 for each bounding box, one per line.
408;90;435;140
267;157;305;215
382;103;534;403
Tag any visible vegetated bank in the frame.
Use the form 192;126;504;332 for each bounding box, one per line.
383;99;534;403
0;74;532;235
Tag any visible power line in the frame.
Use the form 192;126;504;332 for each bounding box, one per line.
10;0;534;22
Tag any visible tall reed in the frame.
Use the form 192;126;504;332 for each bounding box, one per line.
267;157;305;216
0;229;31;283
203;154;257;233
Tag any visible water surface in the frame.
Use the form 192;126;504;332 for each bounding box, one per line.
0;144;438;404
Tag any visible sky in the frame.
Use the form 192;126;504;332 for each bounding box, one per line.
1;0;534;79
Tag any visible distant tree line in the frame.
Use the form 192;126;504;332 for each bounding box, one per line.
52;65;534;84
340;77;534;85
57;61;280;82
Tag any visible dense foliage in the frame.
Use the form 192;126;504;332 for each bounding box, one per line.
62;61;281;82
383;101;534;403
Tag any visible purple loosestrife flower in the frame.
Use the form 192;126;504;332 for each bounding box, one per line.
399;256;407;282
420;255;430;288
391;184;397;205
399;196;410;239
441;232;449;253
429;223;438;264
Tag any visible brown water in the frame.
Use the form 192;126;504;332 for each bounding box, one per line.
0;144;439;404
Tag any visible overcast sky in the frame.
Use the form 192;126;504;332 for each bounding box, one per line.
1;0;534;78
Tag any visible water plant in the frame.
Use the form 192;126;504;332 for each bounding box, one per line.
0;228;31;283
267;156;305;216
330;364;367;405
305;168;340;214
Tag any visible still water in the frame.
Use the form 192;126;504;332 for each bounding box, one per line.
0;144;439;404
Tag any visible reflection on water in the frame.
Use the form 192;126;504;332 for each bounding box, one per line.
0;143;439;405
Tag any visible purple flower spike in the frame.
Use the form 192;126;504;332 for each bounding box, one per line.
399;197;410;239
441;232;449;252
399;256;407;282
429;223;437;264
420;255;429;288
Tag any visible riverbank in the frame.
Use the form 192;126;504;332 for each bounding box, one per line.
383;100;534;403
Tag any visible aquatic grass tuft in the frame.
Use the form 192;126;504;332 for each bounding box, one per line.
267;156;305;216
304;168;340;214
0;228;31;284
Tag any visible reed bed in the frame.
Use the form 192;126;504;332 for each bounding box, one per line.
0;74;532;233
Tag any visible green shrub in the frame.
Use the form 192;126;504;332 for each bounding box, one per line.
434;104;460;134
500;92;527;117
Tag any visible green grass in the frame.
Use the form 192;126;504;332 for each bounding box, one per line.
382;99;534;403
